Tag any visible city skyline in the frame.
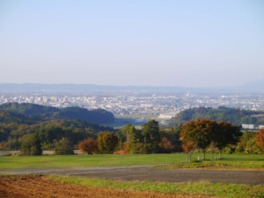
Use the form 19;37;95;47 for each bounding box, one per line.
1;0;264;87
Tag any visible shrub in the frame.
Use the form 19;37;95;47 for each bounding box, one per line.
55;138;74;155
78;139;98;154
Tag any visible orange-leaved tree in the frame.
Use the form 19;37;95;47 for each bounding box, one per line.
78;138;98;154
180;119;217;161
256;128;264;152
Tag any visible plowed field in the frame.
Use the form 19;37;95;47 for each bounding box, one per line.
0;175;198;198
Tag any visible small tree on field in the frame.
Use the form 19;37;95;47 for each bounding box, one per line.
78;138;98;154
213;121;241;158
20;134;42;156
55;138;74;155
180;119;216;160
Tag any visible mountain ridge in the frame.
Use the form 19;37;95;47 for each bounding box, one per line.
0;81;263;93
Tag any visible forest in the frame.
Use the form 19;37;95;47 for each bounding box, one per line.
0;102;115;124
0;103;263;158
168;106;264;127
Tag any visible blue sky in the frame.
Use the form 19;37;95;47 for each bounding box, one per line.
0;0;263;87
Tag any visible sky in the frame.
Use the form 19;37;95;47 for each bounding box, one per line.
0;0;263;88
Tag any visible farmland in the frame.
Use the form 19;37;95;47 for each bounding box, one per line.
0;154;264;197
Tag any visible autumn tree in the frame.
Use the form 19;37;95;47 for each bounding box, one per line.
159;128;181;153
78;138;98;154
180;121;197;162
180;119;218;160
256;128;264;152
213;121;241;158
97;131;118;154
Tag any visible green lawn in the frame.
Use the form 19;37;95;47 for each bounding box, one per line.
48;175;264;198
0;153;263;170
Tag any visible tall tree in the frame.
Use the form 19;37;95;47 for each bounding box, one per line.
142;120;161;153
256;128;264;152
97;131;118;154
20;134;42;156
180;119;217;160
213;121;241;158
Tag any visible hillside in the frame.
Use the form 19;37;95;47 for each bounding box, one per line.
0;103;115;124
0;103;115;149
167;107;264;127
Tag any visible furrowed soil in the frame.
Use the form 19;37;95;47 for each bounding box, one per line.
0;175;201;198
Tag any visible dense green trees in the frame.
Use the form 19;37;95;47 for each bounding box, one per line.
0;119;111;151
168;106;264;127
97;132;118;154
0;102;115;124
20;134;42;156
118;121;181;154
0;102;262;157
142;120;161;153
235;130;261;154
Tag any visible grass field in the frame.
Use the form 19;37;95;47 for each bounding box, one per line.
0;153;263;170
48;175;264;198
0;153;263;198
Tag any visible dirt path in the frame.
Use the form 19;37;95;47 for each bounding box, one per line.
0;175;203;198
1;166;264;185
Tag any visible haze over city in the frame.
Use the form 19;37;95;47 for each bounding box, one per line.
1;0;264;88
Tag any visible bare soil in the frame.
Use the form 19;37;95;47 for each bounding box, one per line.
0;175;202;198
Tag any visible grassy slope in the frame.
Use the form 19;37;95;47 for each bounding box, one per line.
0;153;263;170
48;175;264;198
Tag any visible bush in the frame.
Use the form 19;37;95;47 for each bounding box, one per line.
78;139;98;154
55;138;74;155
20;134;42;156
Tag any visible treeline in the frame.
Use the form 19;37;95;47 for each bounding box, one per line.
79;120;264;160
0;103;115;124
1;102;263;158
168;106;264;127
0;119;113;152
79;120;181;155
1;119;264;158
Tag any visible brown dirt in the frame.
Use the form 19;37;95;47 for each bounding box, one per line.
0;175;204;198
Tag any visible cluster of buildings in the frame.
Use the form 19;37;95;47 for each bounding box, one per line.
241;124;264;131
1;92;264;120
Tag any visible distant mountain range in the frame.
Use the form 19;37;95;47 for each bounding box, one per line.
0;80;263;93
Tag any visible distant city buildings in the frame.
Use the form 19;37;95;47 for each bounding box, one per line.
0;92;264;120
241;124;264;131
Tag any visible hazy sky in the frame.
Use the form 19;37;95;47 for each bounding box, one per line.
0;0;263;87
